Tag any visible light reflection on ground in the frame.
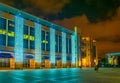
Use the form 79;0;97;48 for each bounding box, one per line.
0;68;120;83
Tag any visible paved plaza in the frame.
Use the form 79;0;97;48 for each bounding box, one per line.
0;68;120;83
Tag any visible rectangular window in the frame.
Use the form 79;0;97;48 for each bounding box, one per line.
69;38;71;54
59;35;62;53
55;34;58;52
46;32;50;51
8;20;15;47
66;36;72;54
41;29;50;51
0;17;6;29
1;35;6;46
30;27;35;49
41;30;45;50
66;38;69;54
23;25;35;50
23;25;29;49
24;25;28;34
0;17;6;46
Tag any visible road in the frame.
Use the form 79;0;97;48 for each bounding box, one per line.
0;68;120;83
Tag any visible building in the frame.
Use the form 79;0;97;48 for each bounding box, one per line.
107;52;120;67
0;3;78;69
77;35;98;67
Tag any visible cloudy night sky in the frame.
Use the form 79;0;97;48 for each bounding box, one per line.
1;0;120;58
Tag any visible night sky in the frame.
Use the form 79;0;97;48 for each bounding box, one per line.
1;0;120;58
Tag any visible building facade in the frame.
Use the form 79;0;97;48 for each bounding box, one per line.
0;3;78;69
77;35;97;67
107;52;120;67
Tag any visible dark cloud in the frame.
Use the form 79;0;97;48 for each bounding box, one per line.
53;7;120;57
0;0;70;20
0;0;14;5
60;0;120;22
12;0;70;16
1;0;120;23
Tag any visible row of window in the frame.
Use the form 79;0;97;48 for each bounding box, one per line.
0;17;72;53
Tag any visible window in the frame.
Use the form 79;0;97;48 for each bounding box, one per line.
0;17;6;46
69;38;71;54
41;29;50;51
55;34;58;52
30;27;35;49
59;35;62;53
23;25;35;49
41;30;45;50
66;36;72;54
46;32;50;51
66;38;69;54
55;34;62;53
23;25;29;49
0;17;6;29
8;20;15;47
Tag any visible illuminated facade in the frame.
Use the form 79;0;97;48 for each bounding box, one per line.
0;3;78;69
107;52;120;67
78;35;97;67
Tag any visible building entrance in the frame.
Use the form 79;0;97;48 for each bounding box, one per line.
23;54;34;69
0;52;13;69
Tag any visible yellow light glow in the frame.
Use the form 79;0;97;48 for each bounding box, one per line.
42;40;48;44
82;58;86;67
7;32;14;37
9;23;14;27
0;29;6;35
29;35;34;41
24;34;29;39
2;30;6;34
23;34;35;41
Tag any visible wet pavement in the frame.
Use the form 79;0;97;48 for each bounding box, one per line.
0;68;120;83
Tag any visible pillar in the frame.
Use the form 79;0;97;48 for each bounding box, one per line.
71;27;78;67
35;23;42;68
62;32;67;67
14;15;24;69
50;28;55;68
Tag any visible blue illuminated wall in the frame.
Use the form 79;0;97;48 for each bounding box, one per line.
71;34;78;65
14;16;24;62
62;32;66;64
50;28;55;64
35;23;42;62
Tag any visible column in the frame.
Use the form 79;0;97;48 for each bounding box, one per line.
62;32;67;67
50;28;55;68
35;23;42;68
14;16;24;69
71;29;78;67
0;11;3;51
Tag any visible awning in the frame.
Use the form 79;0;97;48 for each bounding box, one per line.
0;53;13;58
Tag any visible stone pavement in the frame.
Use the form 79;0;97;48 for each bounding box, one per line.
0;68;120;83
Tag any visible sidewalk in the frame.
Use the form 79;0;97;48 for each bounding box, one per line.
79;68;120;83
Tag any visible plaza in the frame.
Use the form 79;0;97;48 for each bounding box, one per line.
0;68;120;83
